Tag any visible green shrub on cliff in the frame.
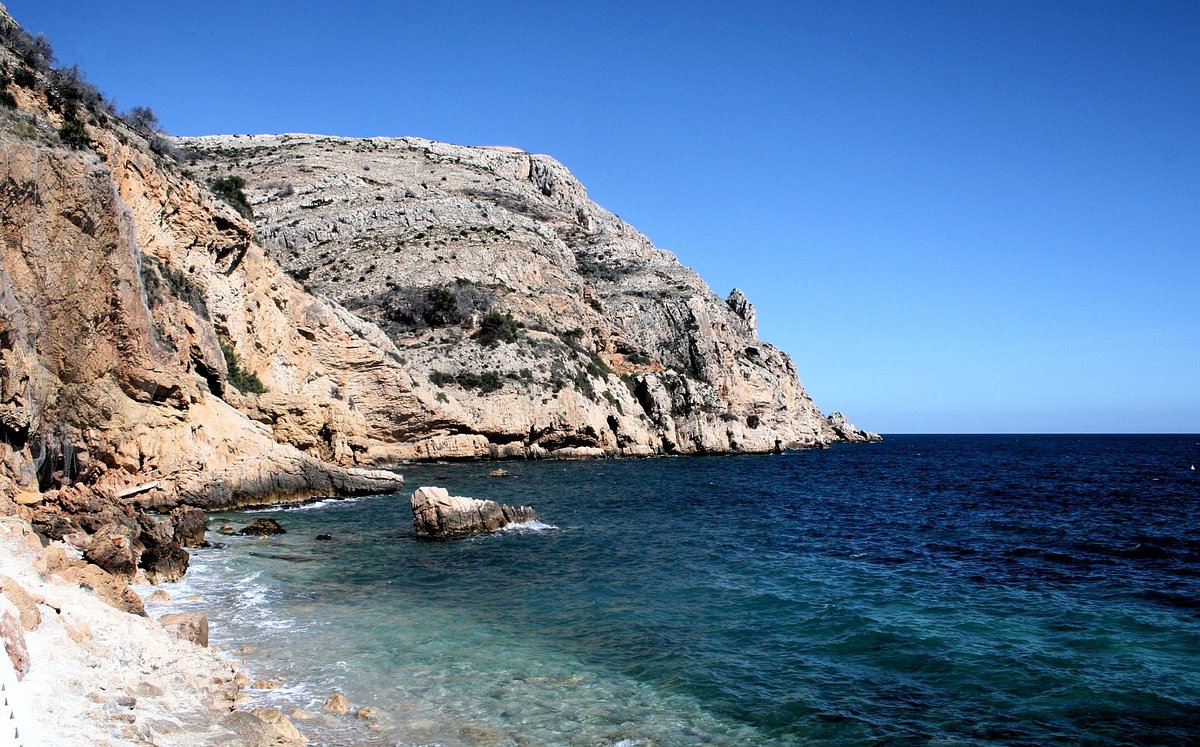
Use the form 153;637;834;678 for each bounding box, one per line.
12;66;35;89
475;310;520;346
586;351;612;378
422;286;459;327
121;105;185;164
220;339;266;394
139;255;210;319
212;175;253;219
57;118;88;149
0;65;15;108
429;370;503;393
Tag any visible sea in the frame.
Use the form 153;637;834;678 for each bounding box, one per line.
161;435;1200;746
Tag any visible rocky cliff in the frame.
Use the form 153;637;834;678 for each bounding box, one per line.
0;6;403;529
180;133;879;459
0;4;875;527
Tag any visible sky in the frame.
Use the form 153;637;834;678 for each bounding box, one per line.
6;1;1198;433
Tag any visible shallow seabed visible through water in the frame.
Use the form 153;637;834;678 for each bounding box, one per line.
162;435;1200;746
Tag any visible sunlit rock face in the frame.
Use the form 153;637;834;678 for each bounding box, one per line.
410;486;537;539
183;133;875;459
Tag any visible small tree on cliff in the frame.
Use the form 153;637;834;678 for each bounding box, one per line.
121;105;185;163
123;106;159;134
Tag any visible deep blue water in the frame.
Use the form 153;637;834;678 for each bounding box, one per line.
165;435;1200;746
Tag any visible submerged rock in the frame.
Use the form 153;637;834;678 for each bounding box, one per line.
411;486;538;539
145;589;172;605
322;691;351;714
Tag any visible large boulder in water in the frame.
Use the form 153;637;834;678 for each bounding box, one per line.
170;506;208;547
239;518;286;536
411;486;537;539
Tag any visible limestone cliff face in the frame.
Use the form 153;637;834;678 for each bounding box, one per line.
0;2;875;528
0;10;403;514
182;134;880;459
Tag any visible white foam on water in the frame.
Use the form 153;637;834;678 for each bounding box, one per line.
244;496;366;513
501;519;558;532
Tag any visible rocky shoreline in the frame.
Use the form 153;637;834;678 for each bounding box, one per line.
0;517;250;745
1;508;398;746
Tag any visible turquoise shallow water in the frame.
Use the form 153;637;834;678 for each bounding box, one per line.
164;435;1200;746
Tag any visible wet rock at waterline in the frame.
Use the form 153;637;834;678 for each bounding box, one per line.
238;518;287;536
322;691;351;714
170;506;208;547
411;486;538;539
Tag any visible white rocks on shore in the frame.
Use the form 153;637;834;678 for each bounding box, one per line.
0;518;308;746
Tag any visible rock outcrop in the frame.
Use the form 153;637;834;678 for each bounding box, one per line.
83;524;139;578
825;412;881;443
170;506;206;547
157;612;209;647
725;288;758;336
411;486;538;539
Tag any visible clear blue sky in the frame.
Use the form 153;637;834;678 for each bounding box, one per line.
7;1;1198;433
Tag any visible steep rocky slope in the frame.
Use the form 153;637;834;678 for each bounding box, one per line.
0;4;403;567
182;134;878;459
